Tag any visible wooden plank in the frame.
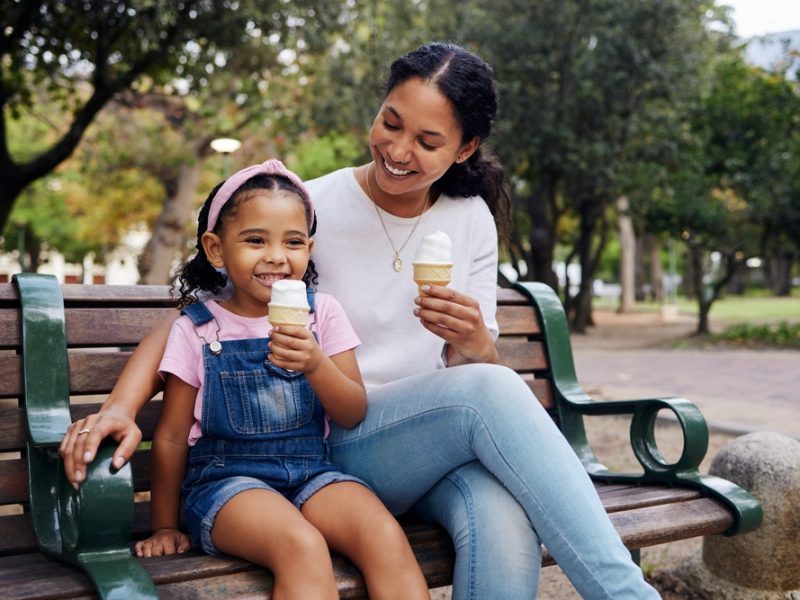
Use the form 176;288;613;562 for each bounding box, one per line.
610;497;733;548
0;309;21;349
495;337;548;371
497;287;535;306
65;308;176;347
496;305;542;335
597;484;702;513
0;459;27;505
0;514;36;556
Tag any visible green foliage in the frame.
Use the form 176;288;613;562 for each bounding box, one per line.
711;321;800;348
285;133;363;181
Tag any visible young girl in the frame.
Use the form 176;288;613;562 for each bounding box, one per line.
132;159;428;600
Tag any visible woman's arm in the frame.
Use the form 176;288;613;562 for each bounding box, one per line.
134;374;195;557
59;310;179;487
269;325;366;428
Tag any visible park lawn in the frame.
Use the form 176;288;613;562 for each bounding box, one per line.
595;292;800;323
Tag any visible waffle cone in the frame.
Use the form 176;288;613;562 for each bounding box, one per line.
413;262;452;295
268;304;309;326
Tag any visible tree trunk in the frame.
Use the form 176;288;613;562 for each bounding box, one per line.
689;244;711;335
572;200;608;332
138;162;202;284
526;174;560;290
768;252;793;296
647;234;664;303
616;195;636;313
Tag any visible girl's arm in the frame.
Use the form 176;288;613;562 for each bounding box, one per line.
269;326;366;428
134;374;196;557
60;311;180;486
308;349;366;427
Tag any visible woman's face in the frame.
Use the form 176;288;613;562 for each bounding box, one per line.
368;77;478;199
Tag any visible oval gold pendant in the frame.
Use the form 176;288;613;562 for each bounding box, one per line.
393;257;402;272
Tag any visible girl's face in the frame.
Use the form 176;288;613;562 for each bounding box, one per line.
202;190;312;317
368;77;478;200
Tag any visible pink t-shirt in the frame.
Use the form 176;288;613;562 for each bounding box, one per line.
158;295;360;445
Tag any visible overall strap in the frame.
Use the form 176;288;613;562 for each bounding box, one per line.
307;288;316;314
182;302;215;326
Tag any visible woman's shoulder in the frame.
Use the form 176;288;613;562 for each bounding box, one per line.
435;192;495;225
305;167;355;195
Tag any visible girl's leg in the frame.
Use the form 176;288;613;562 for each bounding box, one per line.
301;481;429;600
211;489;337;600
414;461;541;600
328;364;659;600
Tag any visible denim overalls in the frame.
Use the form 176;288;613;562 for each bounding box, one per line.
179;296;366;555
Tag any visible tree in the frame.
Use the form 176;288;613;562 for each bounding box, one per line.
453;0;723;330
0;1;330;232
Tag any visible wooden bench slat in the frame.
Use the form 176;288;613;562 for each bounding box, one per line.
496;305;542;335
495;338;548;371
0;459;27;505
609;497;734;548
65;308;176;347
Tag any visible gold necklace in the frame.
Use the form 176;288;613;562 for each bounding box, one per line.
365;163;427;272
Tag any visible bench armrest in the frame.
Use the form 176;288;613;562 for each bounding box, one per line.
14;273;158;598
512;281;763;536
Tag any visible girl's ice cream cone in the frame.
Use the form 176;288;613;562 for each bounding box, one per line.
413;231;452;295
268;280;309;326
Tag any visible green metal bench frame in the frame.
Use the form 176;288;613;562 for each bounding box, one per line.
512;282;762;536
14;273;158;599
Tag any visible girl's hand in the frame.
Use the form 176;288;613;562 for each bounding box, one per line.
414;285;499;365
268;325;324;373
134;528;191;557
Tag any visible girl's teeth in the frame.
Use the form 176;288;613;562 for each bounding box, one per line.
384;159;411;176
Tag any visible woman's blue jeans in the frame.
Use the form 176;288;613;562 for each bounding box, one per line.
327;363;659;600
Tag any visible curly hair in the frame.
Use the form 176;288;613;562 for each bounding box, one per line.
173;174;318;307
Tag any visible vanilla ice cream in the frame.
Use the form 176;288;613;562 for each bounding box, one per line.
412;231;453;295
268;280;310;326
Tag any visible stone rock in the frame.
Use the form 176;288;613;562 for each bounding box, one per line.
702;431;800;591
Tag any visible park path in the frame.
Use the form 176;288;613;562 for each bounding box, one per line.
570;310;800;439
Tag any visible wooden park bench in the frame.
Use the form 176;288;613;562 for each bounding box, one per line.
0;273;762;599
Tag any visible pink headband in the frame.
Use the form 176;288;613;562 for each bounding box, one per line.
206;158;314;232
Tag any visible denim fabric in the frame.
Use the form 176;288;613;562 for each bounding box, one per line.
180;302;366;555
327;363;660;600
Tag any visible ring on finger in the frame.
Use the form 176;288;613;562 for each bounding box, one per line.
77;428;92;435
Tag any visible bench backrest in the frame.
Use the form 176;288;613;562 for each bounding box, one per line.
0;283;556;556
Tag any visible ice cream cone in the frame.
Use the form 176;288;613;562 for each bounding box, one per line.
413;262;452;295
267;304;309;327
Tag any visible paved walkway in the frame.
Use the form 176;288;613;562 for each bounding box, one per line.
570;310;800;439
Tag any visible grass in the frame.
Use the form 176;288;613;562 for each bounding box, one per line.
594;291;800;323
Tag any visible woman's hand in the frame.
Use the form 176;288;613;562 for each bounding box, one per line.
268;325;324;373
134;528;191;558
59;407;142;488
414;285;499;365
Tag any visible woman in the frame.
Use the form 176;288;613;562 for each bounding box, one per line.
61;42;658;599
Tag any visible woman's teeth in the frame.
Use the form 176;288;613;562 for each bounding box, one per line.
384;159;411;176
